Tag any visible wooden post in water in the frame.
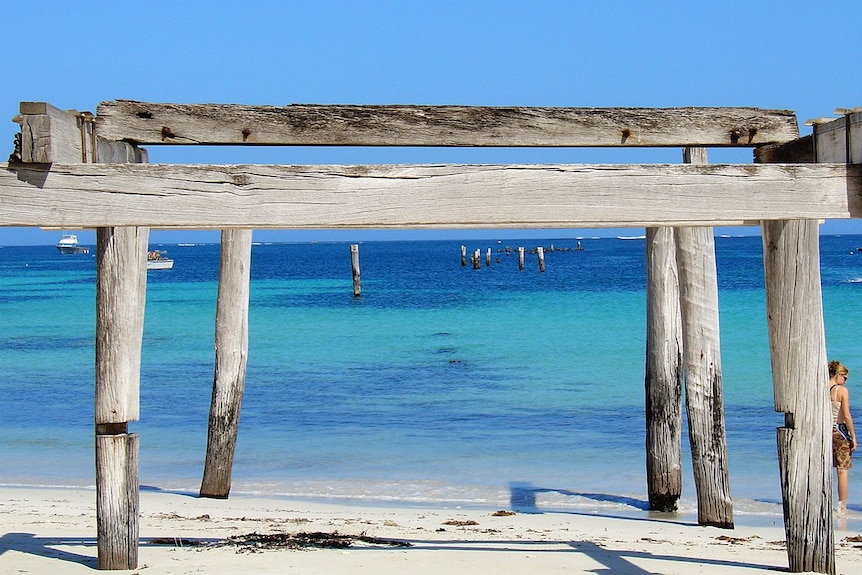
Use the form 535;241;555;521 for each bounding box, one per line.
486;247;491;267
762;220;834;574
675;147;733;528
518;247;525;270
350;244;361;297
200;229;253;499
473;249;481;269
95;226;148;569
537;247;545;272
644;226;683;511
461;245;467;266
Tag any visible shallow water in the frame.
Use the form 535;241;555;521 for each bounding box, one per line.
2;234;860;528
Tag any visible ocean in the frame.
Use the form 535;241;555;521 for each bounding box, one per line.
1;233;860;527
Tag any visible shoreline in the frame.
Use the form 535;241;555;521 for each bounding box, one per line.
2;485;860;574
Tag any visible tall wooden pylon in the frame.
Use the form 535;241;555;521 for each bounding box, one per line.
762;219;833;574
644;226;683;511
200;229;253;498
675;147;734;528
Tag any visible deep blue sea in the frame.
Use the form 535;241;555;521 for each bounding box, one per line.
2;233;861;526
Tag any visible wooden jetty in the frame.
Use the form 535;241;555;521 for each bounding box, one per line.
3;101;861;573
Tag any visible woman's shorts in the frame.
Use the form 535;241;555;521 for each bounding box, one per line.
833;430;853;470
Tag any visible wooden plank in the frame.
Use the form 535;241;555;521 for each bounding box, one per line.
813;111;862;164
95;101;800;147
17;102;84;163
762;219;833;574
2;162;859;229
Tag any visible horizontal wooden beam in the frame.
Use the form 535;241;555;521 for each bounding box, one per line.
2;162;858;229
95;101;800;148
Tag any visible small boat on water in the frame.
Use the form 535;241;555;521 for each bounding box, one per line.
147;250;174;270
56;234;90;255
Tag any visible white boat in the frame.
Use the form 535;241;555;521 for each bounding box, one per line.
147;250;174;270
56;234;90;255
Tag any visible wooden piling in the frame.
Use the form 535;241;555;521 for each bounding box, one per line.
518;247;525;270
473;249;481;269
644;226;683;511
537;247;545;272
96;433;139;570
461;245;467;266
200;229;253;499
350;244;361;297
675;147;733;529
95;226;148;569
486;248;491;267
762;219;834;574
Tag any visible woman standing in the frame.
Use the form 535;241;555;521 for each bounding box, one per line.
829;360;857;515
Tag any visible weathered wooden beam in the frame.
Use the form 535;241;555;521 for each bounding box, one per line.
95;433;139;570
15;102;85;163
644;225;682;512
95;101;800;147
754;135;814;163
95;225;148;572
762;219;833;574
2;162;859;229
675;148;733;529
92;130;149;571
200;229;252;499
813;110;862;164
12;103;149;165
95;227;148;423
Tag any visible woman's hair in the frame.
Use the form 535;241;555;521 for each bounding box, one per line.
829;360;848;377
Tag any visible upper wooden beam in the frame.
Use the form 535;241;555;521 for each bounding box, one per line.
12;102;147;164
2;162;857;229
95;101;799;148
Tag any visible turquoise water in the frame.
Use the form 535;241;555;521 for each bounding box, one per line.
1;234;860;525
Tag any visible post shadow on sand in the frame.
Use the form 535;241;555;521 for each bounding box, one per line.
509;481;650;514
0;531;220;569
0;532;98;568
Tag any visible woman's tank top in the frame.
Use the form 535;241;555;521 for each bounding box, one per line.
830;385;842;424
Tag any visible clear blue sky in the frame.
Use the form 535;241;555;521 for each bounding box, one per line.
2;1;860;246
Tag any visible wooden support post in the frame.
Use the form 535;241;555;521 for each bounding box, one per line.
350;244;361;297
486;247;491;267
762;219;834;574
473;249;481;269
518;247;525;270
461;245;467;266
537;247;545;272
675;147;733;528
95;433;139;570
95;226;148;569
19;100;155;571
644;226;683;511
200;229;253;499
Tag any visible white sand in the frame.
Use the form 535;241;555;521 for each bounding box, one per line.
1;486;860;574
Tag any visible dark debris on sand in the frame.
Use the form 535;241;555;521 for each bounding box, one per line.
212;531;412;552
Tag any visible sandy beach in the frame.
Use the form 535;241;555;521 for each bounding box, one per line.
1;486;860;575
